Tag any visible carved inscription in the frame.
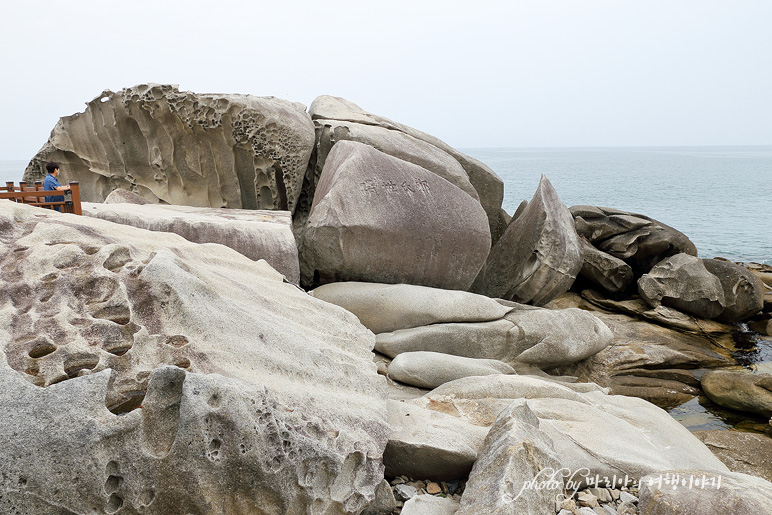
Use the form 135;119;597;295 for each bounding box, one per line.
358;178;432;197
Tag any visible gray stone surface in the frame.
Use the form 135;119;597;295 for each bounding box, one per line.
571;205;698;271
388;352;515;389
638;470;772;514
361;479;398;515
401;495;460;515
0;202;388;514
25;84;315;212
702;258;765;322
301;95;505;241
701;370;772;418
692;430;772;482
383;399;488;481
638;253;726;319
456;401;562;515
299;141;490;290
579;238;634;293
311;282;511;334
103;189;152;205
472;175;583;306
82;201;300;283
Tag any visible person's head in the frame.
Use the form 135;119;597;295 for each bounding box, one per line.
45;161;60;175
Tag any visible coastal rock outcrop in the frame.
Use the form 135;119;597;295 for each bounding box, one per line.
82;201;300;284
0;202;388;514
387;352;515;389
578;237;634;293
638;253;726;319
693;430;772;482
299;95;506;241
24;84;316;211
571;205;698;272
702;258;765;322
701;370;772;418
299;141;491;290
472;175;583;306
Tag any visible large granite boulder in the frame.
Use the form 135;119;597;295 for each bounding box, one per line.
410;375;728;485
456;401;561;515
638;470;772;515
701;370;772;417
571;205;698;272
472;175;583;306
388;351;515;389
24;84;315;212
82;201;300;284
0;202;388;514
299;141;491;290
638;253;726;319
297;95;506;242
702;258;765;322
693;430;772;482
579;237;634;293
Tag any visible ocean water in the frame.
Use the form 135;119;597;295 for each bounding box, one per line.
463;146;772;265
3;146;770;264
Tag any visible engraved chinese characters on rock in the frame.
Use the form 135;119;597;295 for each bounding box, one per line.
359;178;432;197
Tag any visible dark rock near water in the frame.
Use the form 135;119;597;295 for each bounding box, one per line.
579;237;634;293
701;370;772;418
702;258;765;322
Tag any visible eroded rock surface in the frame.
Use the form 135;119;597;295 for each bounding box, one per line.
701;370;772;418
702;258;765;322
25;84;315;211
83;201;300;284
693;430;772;482
0;202;388;514
299;141;491;290
579;237;634;293
472;175;583;306
388;351;515;389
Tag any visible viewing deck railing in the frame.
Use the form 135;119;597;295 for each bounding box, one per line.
0;181;82;215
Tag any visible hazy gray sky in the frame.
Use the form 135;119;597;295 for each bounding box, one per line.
1;0;770;159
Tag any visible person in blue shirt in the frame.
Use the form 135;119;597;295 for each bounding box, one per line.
44;161;70;211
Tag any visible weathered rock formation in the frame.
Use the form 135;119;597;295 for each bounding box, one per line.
702;258;765;322
25;84;315;211
701;370;772;418
571;205;698;272
578;237;634;293
638;253;726;319
82;201;300;284
472;175;583;306
387;352;515;389
0;202;388;514
693;430;772;482
299;141;491;290
298;95;506;242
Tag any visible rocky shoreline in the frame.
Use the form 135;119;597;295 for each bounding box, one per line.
3;83;771;513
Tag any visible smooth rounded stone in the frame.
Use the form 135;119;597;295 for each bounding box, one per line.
299;141;491;290
375;306;612;369
571;205;698;271
608;376;700;409
361;479;398;515
411;375;728;486
388;352;515;389
310;282;512;334
638;469;772;514
701;370;772;417
401;495;460;515
702;258;765;322
456;401;562;515
749;314;772;336
472;175;583;306
103;188;152;205
24;84;315;211
383;400;489;481
82;202;300;283
638;253;726;319
0;202;388;514
692;430;772;482
579;238;634;293
304;95;505;241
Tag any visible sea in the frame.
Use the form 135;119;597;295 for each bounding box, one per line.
2;146;771;264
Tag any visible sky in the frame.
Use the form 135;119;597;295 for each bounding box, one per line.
1;0;770;160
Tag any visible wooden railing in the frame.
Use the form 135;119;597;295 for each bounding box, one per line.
0;181;82;215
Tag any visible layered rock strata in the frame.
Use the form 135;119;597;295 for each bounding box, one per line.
25;84;315;211
0;202;388;514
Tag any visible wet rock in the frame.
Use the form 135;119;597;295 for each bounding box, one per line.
0;202;388;514
638;469;772;514
299;141;490;290
456;401;561;515
702;258;765;322
579;238;634;293
472;175;583;306
388;352;515;389
701;370;772;418
83;202;300;283
571;205;697;272
25;84;315;211
638;253;726;319
692;430;772;482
